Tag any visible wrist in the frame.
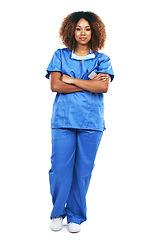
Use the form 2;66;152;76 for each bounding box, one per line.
67;76;73;84
70;77;76;84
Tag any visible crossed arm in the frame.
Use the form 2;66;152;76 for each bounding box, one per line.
50;71;111;94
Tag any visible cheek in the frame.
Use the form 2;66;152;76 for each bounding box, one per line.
75;31;80;38
88;31;92;40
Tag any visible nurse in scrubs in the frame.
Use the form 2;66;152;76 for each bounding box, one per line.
45;11;114;233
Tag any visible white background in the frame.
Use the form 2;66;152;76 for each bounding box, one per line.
0;0;160;239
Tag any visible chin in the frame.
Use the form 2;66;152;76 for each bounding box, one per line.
79;41;90;45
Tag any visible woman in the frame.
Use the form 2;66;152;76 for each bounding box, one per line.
45;11;114;233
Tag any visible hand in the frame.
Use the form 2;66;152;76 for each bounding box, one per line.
61;74;73;84
91;73;110;82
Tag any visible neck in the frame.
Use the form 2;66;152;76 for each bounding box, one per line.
74;44;90;56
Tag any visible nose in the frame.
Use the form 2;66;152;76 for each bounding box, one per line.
81;29;85;35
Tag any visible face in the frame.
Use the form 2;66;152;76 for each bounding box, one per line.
75;18;92;46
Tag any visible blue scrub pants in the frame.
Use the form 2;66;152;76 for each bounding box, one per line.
49;128;103;224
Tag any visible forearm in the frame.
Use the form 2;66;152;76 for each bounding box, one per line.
52;79;83;93
50;71;83;93
71;78;108;93
60;73;110;93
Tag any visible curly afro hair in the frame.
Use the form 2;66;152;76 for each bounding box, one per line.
59;11;106;52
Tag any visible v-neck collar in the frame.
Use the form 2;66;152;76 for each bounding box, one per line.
71;50;95;61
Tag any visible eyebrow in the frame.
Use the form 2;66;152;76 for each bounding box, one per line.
77;25;91;28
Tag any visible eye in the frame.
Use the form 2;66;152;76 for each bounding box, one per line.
86;28;91;31
76;28;81;31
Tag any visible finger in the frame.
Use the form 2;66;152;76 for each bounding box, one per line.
96;74;102;79
96;74;105;80
98;73;109;79
99;76;108;80
100;76;111;81
102;74;109;78
97;73;105;77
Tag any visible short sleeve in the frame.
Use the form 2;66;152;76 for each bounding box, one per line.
98;54;114;81
45;49;62;79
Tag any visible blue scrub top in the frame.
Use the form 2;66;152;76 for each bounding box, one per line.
45;48;114;131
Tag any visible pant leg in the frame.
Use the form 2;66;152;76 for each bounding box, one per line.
49;128;76;219
66;129;103;224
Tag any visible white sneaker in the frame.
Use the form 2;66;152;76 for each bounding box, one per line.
68;222;81;233
50;216;63;231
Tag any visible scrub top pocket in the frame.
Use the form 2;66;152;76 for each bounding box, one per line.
51;100;68;127
87;104;105;130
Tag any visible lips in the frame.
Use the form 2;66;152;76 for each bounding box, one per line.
79;37;87;41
